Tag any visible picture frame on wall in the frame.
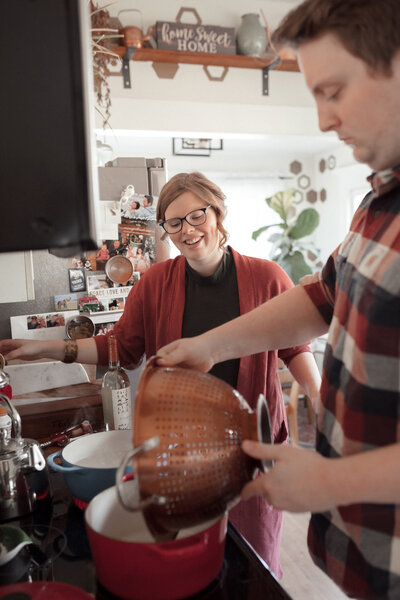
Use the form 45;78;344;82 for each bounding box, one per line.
68;268;86;293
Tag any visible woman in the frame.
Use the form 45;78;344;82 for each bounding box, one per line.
133;247;150;275
0;172;320;577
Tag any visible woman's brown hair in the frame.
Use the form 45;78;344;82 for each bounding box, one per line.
156;172;229;248
272;0;400;75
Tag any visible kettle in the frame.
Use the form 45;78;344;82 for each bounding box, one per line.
118;9;156;49
0;392;50;522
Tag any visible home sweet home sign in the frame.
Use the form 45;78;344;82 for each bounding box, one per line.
156;21;236;54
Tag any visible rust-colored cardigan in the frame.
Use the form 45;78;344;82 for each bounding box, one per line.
94;247;310;575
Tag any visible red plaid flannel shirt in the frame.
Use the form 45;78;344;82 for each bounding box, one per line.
302;165;400;599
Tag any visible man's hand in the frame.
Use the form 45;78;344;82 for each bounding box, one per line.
156;336;215;372
241;441;339;513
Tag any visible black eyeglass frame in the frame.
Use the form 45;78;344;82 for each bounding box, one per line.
159;204;212;234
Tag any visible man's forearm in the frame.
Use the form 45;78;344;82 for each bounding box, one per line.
206;285;328;365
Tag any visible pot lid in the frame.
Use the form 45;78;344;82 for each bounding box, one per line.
0;581;93;599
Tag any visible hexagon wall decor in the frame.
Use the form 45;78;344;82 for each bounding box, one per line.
306;189;318;203
298;174;311;189
290;160;302;175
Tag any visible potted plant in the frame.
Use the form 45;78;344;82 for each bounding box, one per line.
252;188;320;284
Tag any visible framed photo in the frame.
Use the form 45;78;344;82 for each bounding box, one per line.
86;272;109;291
46;313;65;328
108;297;126;311
94;321;117;336
27;314;46;330
172;137;223;156
54;293;78;311
68;268;86;293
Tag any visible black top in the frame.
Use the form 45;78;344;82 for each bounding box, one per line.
181;247;240;388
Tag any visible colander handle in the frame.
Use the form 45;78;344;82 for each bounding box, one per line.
116;436;166;512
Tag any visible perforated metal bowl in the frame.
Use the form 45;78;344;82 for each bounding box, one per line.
116;357;272;540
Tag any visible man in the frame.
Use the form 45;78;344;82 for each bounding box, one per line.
109;239;127;257
134;195;156;220
157;1;400;598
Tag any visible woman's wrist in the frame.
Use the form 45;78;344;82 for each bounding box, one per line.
42;339;68;362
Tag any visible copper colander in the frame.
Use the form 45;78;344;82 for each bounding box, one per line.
116;357;272;540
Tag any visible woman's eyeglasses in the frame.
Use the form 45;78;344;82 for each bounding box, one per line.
159;205;212;234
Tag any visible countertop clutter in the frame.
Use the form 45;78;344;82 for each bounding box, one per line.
0;378;293;599
12;382;104;442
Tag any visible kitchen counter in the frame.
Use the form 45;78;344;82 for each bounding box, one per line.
0;469;294;600
12;382;104;441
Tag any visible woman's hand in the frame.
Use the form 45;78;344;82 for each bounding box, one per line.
241;441;340;513
0;339;62;362
156;336;215;372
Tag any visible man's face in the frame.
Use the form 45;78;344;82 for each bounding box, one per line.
298;33;400;171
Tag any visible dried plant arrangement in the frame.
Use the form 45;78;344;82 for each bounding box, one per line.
90;1;122;127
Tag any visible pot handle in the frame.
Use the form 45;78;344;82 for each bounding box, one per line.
256;393;274;471
47;451;82;473
116;436;167;512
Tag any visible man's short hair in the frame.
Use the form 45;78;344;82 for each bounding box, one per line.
272;0;400;75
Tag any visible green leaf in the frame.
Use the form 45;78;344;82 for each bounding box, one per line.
251;224;279;241
279;251;312;285
266;189;296;221
290;208;320;240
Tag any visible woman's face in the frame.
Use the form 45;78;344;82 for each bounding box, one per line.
164;191;221;268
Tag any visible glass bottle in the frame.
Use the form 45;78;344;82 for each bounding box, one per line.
101;335;132;430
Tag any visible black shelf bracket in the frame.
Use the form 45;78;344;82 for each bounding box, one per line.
122;47;137;88
262;56;282;96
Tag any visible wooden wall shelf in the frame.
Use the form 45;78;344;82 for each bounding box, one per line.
110;46;300;73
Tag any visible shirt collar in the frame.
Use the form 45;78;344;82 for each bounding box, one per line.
367;164;400;196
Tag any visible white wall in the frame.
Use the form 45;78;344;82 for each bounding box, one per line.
312;146;370;262
96;0;371;266
99;0;318;137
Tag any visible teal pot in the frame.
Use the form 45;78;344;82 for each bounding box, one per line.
236;13;267;56
47;430;133;503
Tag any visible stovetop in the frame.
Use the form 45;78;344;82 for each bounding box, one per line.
0;473;293;600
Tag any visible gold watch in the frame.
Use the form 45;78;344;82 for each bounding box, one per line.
63;339;78;364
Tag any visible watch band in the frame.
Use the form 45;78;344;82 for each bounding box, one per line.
63;339;78;364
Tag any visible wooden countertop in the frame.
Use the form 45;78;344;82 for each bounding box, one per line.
11;381;104;443
13;381;102;412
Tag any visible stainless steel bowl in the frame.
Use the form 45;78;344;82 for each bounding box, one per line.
65;315;95;340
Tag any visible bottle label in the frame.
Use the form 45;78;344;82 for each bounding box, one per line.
111;387;132;430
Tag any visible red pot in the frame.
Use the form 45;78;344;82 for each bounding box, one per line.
85;483;227;600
